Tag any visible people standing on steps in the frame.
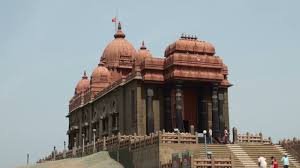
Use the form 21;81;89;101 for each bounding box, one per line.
273;158;278;168
208;127;213;144
281;154;289;168
270;156;278;168
223;127;229;144
258;155;267;168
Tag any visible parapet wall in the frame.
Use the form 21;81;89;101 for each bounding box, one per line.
39;130;273;167
279;138;300;161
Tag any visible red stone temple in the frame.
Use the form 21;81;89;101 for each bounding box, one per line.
67;22;231;150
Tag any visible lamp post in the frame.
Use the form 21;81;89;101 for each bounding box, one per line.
27;153;29;165
53;146;56;161
64;141;66;151
73;137;77;157
82;134;85;155
93;129;96;153
63;141;66;158
203;130;208;158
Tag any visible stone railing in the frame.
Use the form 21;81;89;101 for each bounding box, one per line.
39;131;201;162
279;137;300;161
161;157;232;168
160;131;198;144
236;132;272;144
39;129;275;163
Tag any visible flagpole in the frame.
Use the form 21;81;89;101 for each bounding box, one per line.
115;19;117;32
115;9;118;32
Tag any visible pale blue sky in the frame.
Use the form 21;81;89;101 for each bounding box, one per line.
0;0;299;167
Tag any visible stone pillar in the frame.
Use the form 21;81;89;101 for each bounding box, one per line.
223;89;230;131
212;84;220;138
146;88;154;134
232;127;237;144
73;137;77;157
164;88;172;131
88;108;92;144
63;141;66;158
108;114;112;135
79;113;83;147
99;118;103;138
218;92;225;133
93;129;96;153
82;134;85;155
207;102;212;130
103;136;107;151
27;153;29;165
53;146;56;161
175;85;184;131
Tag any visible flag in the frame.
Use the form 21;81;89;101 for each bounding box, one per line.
112;17;116;22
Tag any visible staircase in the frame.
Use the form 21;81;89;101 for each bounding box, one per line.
227;144;257;167
193;144;244;167
274;144;300;167
239;144;300;168
160;143;300;167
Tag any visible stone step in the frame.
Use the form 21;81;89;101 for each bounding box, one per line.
226;144;257;167
238;144;300;168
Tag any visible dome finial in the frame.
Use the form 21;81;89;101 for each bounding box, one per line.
114;21;125;38
118;22;122;30
140;41;146;50
82;70;88;79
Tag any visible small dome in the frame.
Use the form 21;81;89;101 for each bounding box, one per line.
135;41;152;61
101;22;136;68
91;62;111;83
75;71;90;94
164;34;215;57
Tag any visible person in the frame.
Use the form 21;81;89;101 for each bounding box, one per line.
281;154;289;168
270;156;274;168
208;127;213;144
270;156;278;168
273;158;278;168
223;127;229;144
258;156;267;168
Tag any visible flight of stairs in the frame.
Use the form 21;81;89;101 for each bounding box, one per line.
227;144;257;167
160;143;300;167
192;144;300;167
274;144;300;167
239;144;300;168
193;144;244;167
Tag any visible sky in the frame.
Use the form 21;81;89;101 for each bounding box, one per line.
0;0;299;167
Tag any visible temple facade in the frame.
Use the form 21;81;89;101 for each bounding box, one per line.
67;22;231;149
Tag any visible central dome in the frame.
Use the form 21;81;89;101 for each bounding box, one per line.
101;22;136;69
164;34;215;57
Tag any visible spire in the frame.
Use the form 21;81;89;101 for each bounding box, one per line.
118;22;122;30
82;70;88;79
140;41;147;50
114;21;125;38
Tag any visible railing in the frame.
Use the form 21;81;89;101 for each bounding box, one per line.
194;158;232;168
279;137;300;161
160;157;232;168
39;131;200;162
237;132;272;144
160;131;197;144
41;131;274;163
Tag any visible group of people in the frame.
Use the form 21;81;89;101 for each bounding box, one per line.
258;154;290;168
206;127;230;144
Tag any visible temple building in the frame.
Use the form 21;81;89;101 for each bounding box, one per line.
67;22;231;149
